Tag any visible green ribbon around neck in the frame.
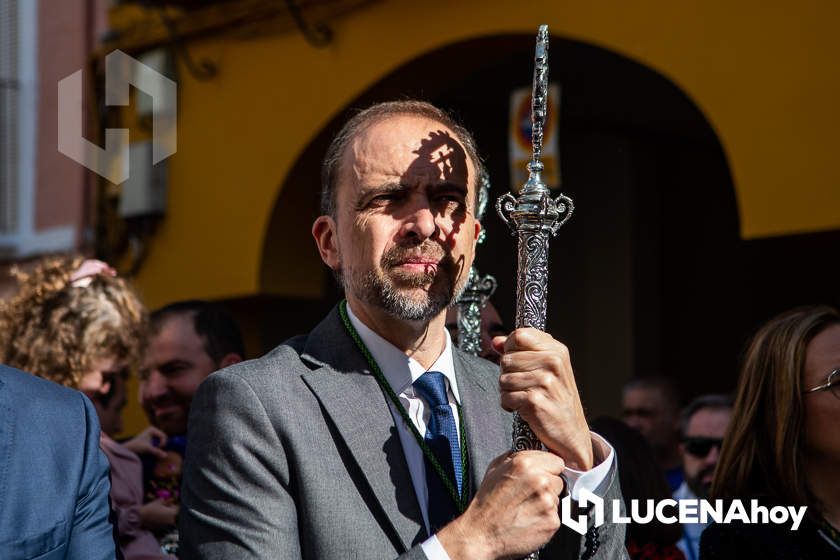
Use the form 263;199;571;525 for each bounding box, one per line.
338;299;470;513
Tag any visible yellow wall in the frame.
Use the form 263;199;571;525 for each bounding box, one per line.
116;0;840;436
130;0;840;310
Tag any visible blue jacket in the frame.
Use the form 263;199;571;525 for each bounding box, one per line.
0;365;117;559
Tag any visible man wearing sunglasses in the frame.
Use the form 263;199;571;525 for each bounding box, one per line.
673;394;733;560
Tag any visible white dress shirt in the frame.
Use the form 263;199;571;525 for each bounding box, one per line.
346;305;615;560
673;482;706;560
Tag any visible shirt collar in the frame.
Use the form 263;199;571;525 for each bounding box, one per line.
345;303;461;404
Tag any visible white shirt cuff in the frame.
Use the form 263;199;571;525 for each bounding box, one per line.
562;432;615;501
421;535;452;560
423;434;614;559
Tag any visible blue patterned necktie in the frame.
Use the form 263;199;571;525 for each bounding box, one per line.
413;371;462;534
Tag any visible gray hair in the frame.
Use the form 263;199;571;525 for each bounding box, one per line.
320;100;484;217
680;394;734;438
623;376;682;414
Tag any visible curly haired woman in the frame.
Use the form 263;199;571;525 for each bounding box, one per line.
0;256;144;395
0;255;170;559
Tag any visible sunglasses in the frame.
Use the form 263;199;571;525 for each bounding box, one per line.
683;437;723;458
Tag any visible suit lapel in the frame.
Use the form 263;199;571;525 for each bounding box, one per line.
452;351;509;499
300;308;425;551
0;372;9;506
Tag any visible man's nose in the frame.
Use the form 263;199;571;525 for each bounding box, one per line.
623;415;640;428
142;371;168;401
401;201;438;241
705;445;722;465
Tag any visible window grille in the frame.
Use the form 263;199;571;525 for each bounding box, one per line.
0;0;19;235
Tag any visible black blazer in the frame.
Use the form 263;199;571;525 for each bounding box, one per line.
701;516;840;559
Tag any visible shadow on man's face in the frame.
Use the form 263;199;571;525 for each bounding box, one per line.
392;129;473;296
404;129;469;189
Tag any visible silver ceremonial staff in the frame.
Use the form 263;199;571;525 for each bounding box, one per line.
496;25;574;558
455;171;497;355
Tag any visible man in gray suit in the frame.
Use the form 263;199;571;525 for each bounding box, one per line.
180;100;626;559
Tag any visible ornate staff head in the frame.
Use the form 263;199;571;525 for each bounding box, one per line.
495;24;574;332
497;25;573;243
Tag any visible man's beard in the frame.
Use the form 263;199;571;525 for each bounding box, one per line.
342;241;467;322
685;465;715;499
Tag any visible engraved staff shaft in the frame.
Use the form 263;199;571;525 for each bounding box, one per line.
496;24;574;462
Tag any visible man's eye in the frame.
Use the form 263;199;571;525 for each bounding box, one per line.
435;194;463;205
370;193;402;205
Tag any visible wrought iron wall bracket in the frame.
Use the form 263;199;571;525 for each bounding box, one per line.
155;6;218;81
284;0;334;47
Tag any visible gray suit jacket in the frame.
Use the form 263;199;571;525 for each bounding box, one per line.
180;307;626;559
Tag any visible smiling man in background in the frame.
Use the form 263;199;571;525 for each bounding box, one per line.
138;300;244;542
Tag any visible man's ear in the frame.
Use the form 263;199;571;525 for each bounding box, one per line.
218;353;243;369
474;220;482;242
312;215;340;270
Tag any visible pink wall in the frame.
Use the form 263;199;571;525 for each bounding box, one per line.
35;0;108;239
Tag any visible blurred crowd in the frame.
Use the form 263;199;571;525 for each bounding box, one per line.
0;257;243;559
0;254;837;559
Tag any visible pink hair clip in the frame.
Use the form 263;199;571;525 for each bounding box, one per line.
69;259;117;288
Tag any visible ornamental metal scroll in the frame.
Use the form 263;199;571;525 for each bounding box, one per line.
455;171;498;355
